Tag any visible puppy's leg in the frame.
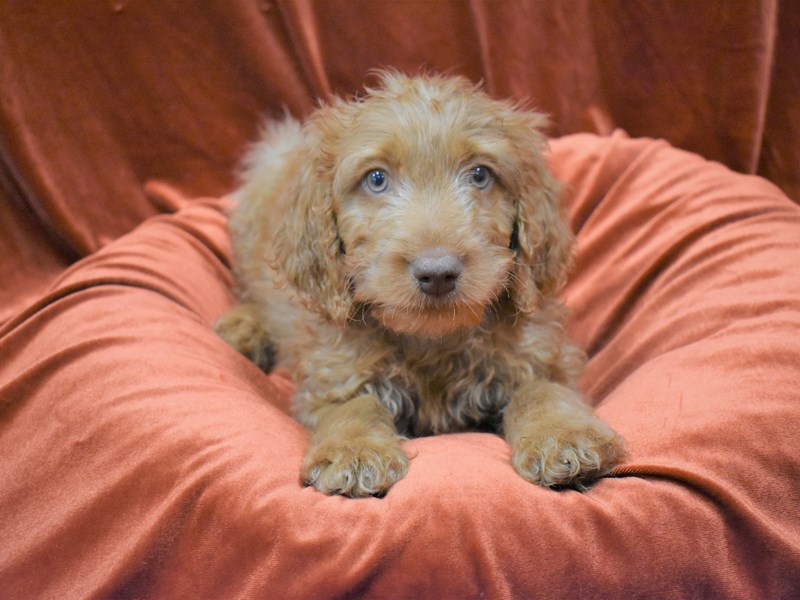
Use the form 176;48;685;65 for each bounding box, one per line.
504;380;624;489
215;303;276;371
302;394;408;498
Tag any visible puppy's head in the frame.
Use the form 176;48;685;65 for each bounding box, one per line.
272;71;572;338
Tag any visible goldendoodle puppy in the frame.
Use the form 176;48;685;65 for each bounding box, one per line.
216;71;625;497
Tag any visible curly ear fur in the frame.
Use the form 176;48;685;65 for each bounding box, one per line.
502;109;574;314
235;111;353;325
272;109;353;324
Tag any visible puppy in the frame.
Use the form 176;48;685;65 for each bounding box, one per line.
216;71;625;497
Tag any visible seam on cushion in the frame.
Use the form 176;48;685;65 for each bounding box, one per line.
166;217;233;271
123;199;233;270
566;136;669;235
583;136;670;209
612;463;800;560
0;277;201;340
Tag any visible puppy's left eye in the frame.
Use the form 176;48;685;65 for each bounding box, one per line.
363;169;390;194
467;165;493;190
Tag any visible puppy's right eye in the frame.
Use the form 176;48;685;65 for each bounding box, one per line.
363;169;390;194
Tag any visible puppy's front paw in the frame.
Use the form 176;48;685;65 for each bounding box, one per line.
511;415;625;490
302;434;408;498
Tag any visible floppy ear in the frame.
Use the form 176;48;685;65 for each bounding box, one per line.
505;111;575;315
270;110;353;324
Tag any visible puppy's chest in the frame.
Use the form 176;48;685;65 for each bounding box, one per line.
378;346;511;436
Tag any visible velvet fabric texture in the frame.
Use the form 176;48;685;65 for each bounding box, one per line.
1;2;799;597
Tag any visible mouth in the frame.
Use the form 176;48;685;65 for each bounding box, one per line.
348;247;513;338
366;295;489;338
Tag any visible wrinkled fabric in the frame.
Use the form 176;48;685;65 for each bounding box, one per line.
2;2;800;597
1;134;799;598
0;1;798;322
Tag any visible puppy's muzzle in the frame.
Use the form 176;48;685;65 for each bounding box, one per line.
409;247;463;297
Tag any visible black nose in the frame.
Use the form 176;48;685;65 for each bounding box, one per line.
410;250;463;297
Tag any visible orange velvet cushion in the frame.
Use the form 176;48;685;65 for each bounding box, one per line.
1;133;798;597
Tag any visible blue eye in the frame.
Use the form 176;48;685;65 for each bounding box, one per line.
467;165;493;190
363;169;389;194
